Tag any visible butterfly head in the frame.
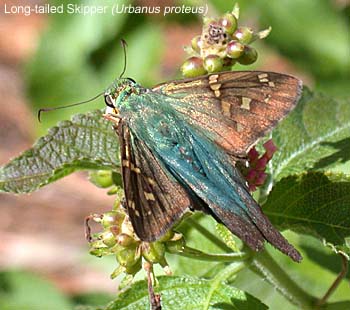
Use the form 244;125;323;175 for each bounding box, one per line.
104;77;137;114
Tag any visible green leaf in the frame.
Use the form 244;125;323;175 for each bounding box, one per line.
0;110;119;193
269;88;350;182
103;275;267;310
264;172;350;250
215;223;240;252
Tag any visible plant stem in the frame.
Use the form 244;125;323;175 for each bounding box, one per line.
203;261;248;310
144;262;161;310
169;245;250;262
316;253;349;307
251;250;315;309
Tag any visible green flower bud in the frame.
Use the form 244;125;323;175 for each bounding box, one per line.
124;257;142;275
89;170;114;188
109;224;121;237
181;57;207;78
116;245;140;268
142;242;166;264
101;211;124;229
204;55;223;73
219;13;237;35
89;238;111;257
238;46;258;65
191;35;202;53
101;230;117;247
223;57;236;69
233;27;254;44
226;40;244;59
117;233;138;247
109;242;124;254
89;247;110;257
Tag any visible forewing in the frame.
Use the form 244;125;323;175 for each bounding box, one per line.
118;123;191;241
153;71;302;155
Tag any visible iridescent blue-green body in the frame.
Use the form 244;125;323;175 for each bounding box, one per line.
104;71;302;262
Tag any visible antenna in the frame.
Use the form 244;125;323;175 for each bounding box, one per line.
119;39;128;78
37;92;104;122
38;39;128;122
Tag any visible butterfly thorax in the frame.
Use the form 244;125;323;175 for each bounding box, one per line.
105;78;186;149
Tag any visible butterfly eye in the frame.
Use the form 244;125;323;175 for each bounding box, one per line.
104;95;115;108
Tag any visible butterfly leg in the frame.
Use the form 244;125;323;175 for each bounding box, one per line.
103;112;122;126
84;213;103;242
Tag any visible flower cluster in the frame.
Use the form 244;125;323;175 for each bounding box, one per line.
181;3;271;77
87;203;185;278
245;140;277;192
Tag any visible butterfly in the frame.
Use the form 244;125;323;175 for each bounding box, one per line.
103;70;303;262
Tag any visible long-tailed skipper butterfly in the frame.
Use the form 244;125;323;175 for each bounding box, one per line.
103;70;303;262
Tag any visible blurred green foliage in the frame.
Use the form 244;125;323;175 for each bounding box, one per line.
0;270;72;310
0;270;113;310
27;0;164;133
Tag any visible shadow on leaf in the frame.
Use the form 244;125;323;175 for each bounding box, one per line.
313;138;350;170
213;296;268;310
299;242;350;280
322;301;350;310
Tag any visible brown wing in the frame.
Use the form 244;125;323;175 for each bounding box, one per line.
153;71;302;155
118;122;192;241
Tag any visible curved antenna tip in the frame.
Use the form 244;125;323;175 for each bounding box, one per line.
37;108;49;123
38;109;43;123
120;38;127;47
119;39;128;78
37;107;55;123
